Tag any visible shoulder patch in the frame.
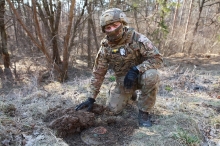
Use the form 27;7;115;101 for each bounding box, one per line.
135;32;155;50
138;34;150;43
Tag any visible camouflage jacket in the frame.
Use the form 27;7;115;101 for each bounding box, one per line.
89;28;163;98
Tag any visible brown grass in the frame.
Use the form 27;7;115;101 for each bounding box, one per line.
0;56;220;145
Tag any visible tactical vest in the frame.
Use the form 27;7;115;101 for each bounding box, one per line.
101;28;142;77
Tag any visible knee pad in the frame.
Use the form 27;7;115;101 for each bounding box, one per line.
139;69;159;86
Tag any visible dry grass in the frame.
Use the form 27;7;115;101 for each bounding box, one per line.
0;56;220;145
129;63;220;146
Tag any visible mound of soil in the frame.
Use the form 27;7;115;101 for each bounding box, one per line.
43;104;105;136
43;102;139;145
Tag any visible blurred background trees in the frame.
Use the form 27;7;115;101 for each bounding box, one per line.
1;0;220;82
0;0;10;68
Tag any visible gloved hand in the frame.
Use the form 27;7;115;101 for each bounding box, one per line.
75;97;96;112
124;66;139;89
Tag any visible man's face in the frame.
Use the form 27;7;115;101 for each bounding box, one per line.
104;22;121;32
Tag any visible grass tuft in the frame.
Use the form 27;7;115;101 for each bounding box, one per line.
108;75;116;82
172;128;200;145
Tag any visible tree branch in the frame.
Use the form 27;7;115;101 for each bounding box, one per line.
6;0;41;49
204;1;220;7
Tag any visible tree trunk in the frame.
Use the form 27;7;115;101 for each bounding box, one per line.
52;1;62;64
188;0;205;54
87;2;99;52
7;0;76;82
133;8;139;32
7;0;62;72
69;0;87;52
171;0;180;36
42;0;62;64
193;0;205;35
158;0;167;49
181;0;193;53
80;19;85;55
0;0;10;68
21;1;32;49
87;2;92;68
16;0;23;41
36;3;52;39
202;7;209;46
10;8;18;48
218;3;220;13
145;0;148;17
178;0;186;26
61;0;76;81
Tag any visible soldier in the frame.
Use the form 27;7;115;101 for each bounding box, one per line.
76;8;163;127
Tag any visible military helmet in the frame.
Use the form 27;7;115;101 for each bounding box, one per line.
100;8;128;32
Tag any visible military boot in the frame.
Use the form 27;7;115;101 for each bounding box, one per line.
138;110;152;127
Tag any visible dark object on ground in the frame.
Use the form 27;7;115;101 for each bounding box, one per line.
193;85;206;91
138;110;152;127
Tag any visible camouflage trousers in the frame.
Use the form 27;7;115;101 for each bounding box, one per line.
106;69;160;114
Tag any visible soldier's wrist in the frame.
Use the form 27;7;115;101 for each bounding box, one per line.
88;97;96;102
135;66;141;73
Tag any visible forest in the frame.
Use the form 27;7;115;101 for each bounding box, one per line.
0;0;220;145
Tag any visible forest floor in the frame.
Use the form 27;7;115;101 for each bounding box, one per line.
0;53;220;146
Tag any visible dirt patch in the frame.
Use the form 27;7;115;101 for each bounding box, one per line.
43;104;105;137
65;117;138;145
80;118;137;145
44;103;139;145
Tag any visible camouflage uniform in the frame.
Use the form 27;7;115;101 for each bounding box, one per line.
89;27;163;114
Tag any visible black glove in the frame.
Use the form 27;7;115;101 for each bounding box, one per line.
75;97;96;112
124;66;139;89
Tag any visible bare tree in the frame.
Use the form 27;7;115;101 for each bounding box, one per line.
145;0;148;17
171;0;180;36
69;0;87;52
218;3;220;13
36;0;62;64
178;0;186;26
6;0;76;81
0;0;10;68
158;0;168;49
181;0;193;52
133;7;140;32
88;4;99;52
62;0;76;81
188;0;206;54
87;1;92;68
